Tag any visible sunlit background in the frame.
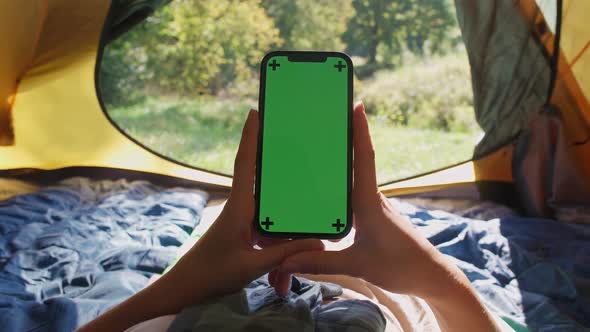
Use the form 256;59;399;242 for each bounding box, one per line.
99;0;482;183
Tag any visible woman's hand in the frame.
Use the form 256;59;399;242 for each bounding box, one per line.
277;102;443;297
278;102;502;331
78;110;323;332
167;109;323;301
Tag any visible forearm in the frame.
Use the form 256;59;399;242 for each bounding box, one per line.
369;209;501;331
423;260;500;332
392;252;501;332
428;290;500;332
362;216;500;332
77;268;208;332
76;287;161;332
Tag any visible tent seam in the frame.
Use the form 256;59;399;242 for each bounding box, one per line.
570;41;590;68
21;0;49;81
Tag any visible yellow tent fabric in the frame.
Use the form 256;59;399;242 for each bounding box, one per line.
0;0;231;189
552;0;590;197
561;0;590;114
527;0;590;178
0;2;45;146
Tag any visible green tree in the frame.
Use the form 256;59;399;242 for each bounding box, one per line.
100;0;281;104
344;0;455;65
100;11;170;105
399;0;455;55
154;0;281;95
344;0;403;65
262;0;354;50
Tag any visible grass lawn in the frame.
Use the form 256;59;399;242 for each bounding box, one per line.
108;98;481;183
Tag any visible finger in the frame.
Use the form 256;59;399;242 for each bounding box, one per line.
257;237;289;248
273;270;292;297
230;109;259;203
352;102;379;203
279;250;349;276
258;238;294;296
268;269;278;288
251;236;289;252
353;214;361;241
257;239;324;272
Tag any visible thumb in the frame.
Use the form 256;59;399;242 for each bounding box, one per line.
230;109;258;205
279;250;348;276
258;239;324;272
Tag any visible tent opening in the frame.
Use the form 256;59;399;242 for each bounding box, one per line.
98;0;482;184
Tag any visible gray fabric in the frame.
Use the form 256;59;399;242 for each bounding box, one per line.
167;275;386;332
107;0;171;42
454;0;551;158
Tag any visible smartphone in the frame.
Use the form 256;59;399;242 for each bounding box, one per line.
254;51;353;239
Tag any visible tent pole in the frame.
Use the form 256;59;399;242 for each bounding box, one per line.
546;0;563;105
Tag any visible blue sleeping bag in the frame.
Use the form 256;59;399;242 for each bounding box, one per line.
0;178;208;331
392;199;590;331
1;178;589;331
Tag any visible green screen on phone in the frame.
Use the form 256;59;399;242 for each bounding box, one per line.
255;52;352;238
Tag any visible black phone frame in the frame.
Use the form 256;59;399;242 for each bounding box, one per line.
254;50;353;239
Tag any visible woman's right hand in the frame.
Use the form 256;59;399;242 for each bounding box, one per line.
280;101;503;331
279;101;449;298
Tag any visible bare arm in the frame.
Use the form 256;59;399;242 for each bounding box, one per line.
77;270;205;332
377;203;500;332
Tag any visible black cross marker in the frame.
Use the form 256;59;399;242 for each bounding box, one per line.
332;218;345;232
334;61;346;72
261;216;274;230
269;59;280;71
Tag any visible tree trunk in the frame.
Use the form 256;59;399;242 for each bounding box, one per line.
368;1;381;65
368;38;378;65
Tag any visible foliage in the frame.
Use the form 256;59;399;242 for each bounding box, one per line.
344;0;457;66
101;0;280;105
359;51;479;133
262;0;354;50
101;0;462;105
100;17;161;106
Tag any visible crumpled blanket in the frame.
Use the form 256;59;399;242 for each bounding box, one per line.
168;275;386;332
0;178;208;332
394;198;590;331
2;177;589;332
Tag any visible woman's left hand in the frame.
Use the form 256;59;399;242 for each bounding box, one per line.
77;109;322;332
166;109;324;302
